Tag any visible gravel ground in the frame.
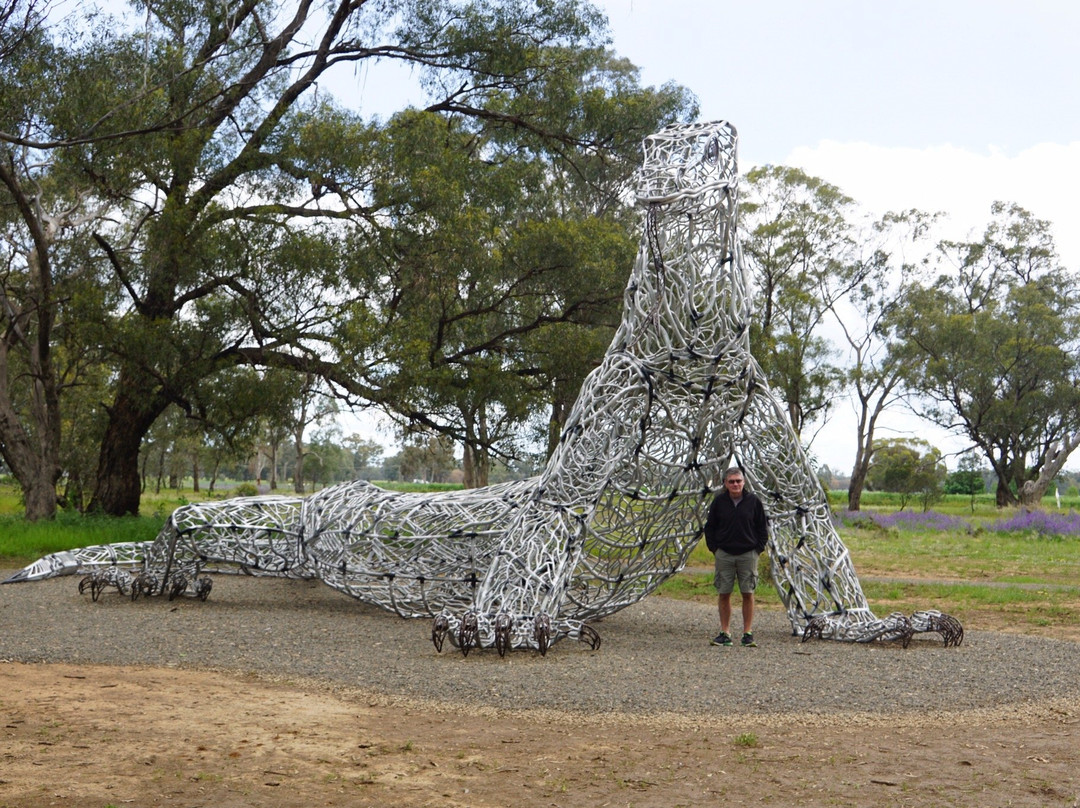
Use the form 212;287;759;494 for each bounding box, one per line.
3;568;1078;721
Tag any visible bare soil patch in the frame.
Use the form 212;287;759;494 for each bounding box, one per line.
2;661;1078;808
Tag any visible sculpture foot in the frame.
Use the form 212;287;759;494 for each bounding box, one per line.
130;571;160;600
431;613;450;652
494;612;512;657
430;610;585;655
78;567;134;601
802;610;964;647
194;576;213;601
533;613;552;656
458;611;480;657
910;609;964;647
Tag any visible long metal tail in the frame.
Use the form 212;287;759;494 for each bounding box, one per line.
2;542;151;583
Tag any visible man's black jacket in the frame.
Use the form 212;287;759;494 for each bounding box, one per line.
703;490;769;555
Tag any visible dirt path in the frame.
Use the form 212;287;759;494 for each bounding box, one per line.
2;660;1078;808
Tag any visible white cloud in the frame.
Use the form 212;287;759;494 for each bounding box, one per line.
779;141;1080;269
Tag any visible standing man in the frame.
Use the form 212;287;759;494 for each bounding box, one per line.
704;467;769;647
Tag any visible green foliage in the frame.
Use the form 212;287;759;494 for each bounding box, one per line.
741;166;864;435
944;451;986;497
733;733;760;748
866;438;945;511
943;470;986;496
891;202;1080;507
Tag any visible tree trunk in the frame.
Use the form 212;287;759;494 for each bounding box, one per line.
1018;434;1080;510
269;442;278;490
155;448;165;494
292;426;305;494
462;407;491;489
89;382;165;516
462;442;491;488
61;470;84;512
0;164;63;521
192;452;200;493
994;472;1018;507
846;463;868;512
0;399;61;521
25;472;56;519
0;386;61;521
140;450;149;493
19;464;60;521
547;378;576;458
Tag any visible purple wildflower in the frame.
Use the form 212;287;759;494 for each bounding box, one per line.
987;509;1080;537
837;510;970;532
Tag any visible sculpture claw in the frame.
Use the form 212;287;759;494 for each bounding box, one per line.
494;612;512;657
458;611;479;657
533;613;552;656
912;610;964;647
576;622;601;651
801;615;827;643
167;572;189;601
194;576;213;601
431;613;450;652
131;571;159;600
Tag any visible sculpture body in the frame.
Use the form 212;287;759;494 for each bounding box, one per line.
6;121;961;652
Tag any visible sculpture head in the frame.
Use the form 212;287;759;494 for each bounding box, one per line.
635;121;738;214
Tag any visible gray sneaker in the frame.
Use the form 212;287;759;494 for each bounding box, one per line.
711;631;733;647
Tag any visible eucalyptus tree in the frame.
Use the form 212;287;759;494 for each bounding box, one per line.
1;0;691;514
342;434;383;479
190;366;301;492
892;202;1080;507
944;451;987;513
0;0;39;61
346;111;641;486
0;1;119;519
336;57;691;487
740;166;872;437
838;209;937;511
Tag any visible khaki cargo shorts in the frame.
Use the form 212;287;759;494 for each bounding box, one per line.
713;549;759;594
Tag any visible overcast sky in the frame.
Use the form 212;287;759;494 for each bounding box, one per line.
598;0;1079;259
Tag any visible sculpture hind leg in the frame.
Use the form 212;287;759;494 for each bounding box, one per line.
734;365;961;644
141;496;311;595
3;497;309;597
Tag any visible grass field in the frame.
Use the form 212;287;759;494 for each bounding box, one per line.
2;479;1077;639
